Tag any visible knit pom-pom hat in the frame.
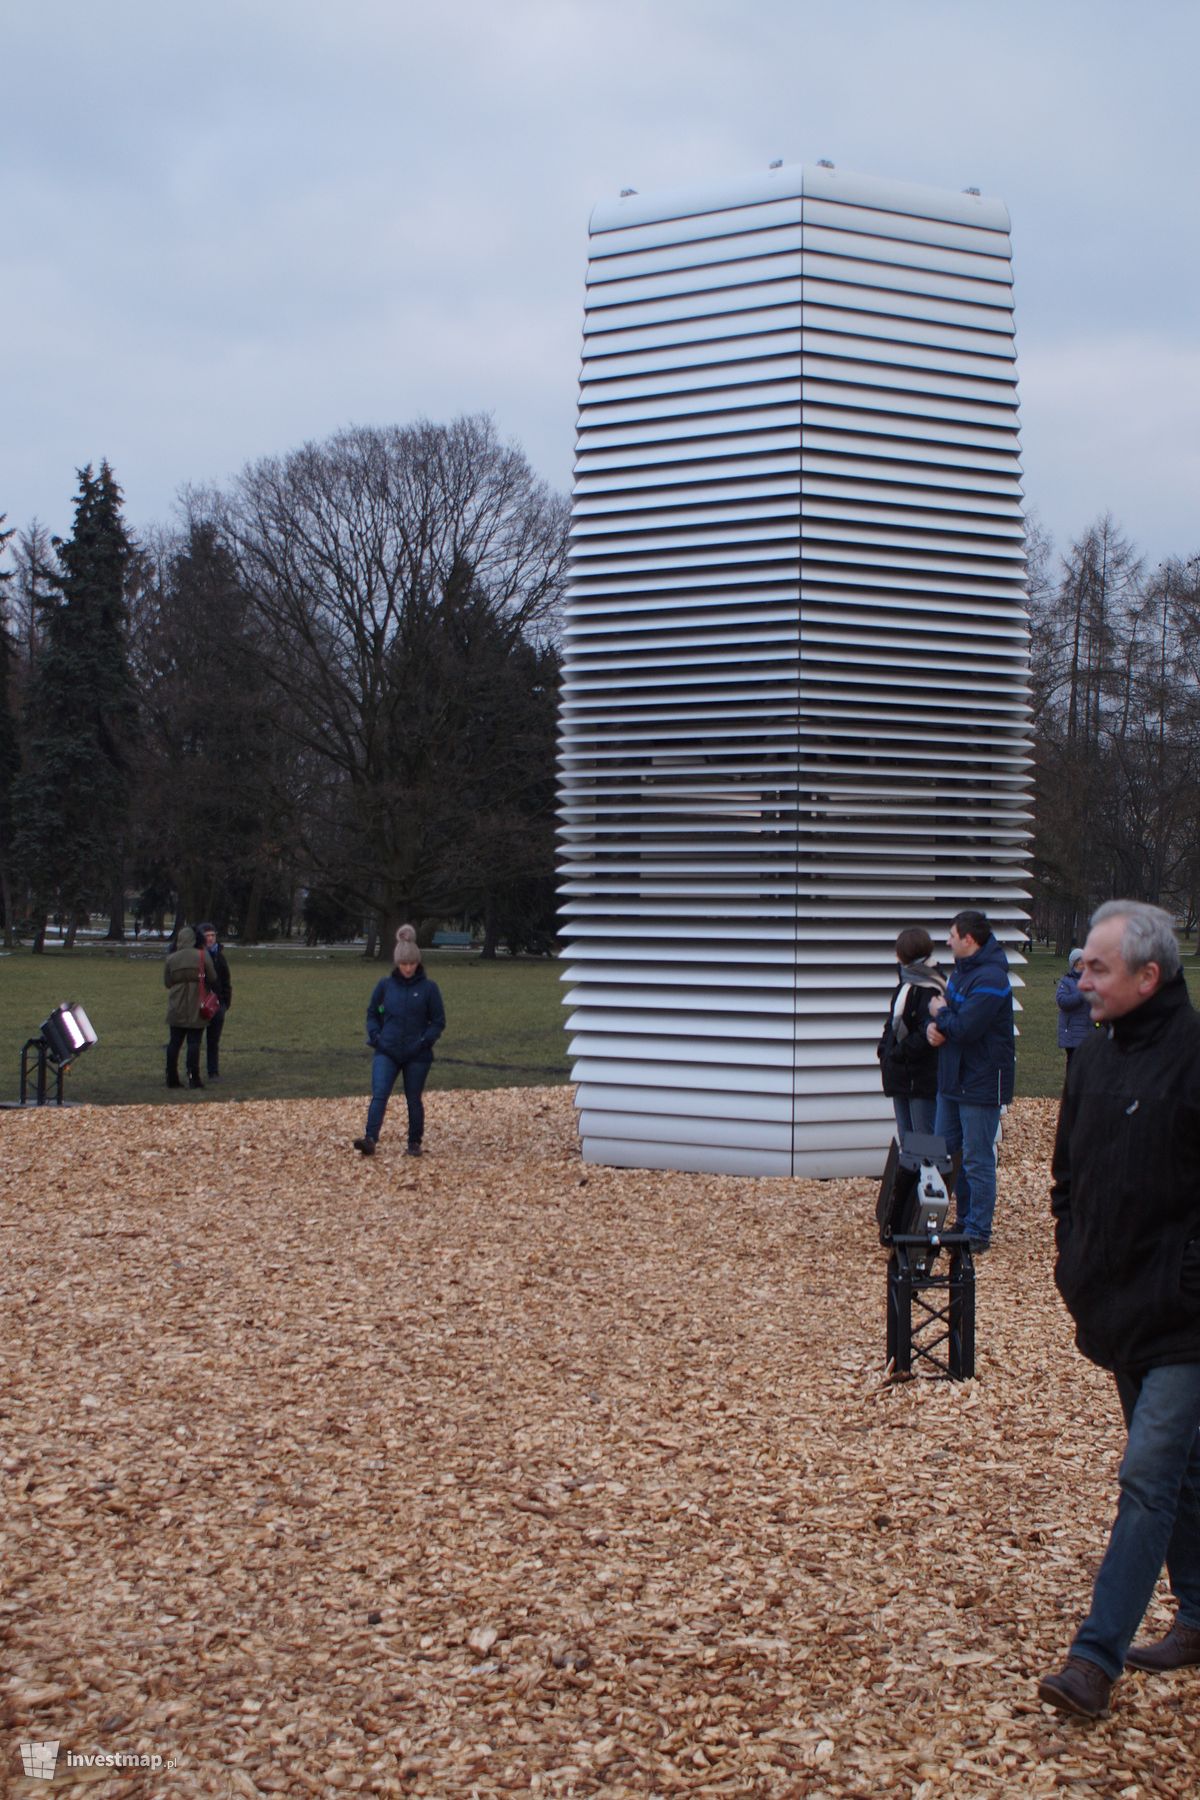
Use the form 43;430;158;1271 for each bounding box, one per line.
394;925;422;968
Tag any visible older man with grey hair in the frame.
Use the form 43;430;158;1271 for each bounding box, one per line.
1038;900;1200;1718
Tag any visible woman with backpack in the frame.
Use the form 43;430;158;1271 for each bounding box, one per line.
877;925;947;1140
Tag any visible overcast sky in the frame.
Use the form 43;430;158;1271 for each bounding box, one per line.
3;0;1198;572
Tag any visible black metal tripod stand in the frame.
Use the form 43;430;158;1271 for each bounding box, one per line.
887;1235;976;1380
18;1036;67;1107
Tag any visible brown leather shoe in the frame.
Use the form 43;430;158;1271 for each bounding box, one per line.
1125;1619;1200;1673
1037;1656;1114;1718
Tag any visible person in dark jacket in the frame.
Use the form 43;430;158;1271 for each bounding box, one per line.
877;925;947;1140
926;909;1015;1251
1038;900;1200;1719
163;924;219;1089
353;925;446;1157
1055;947;1092;1058
196;923;233;1081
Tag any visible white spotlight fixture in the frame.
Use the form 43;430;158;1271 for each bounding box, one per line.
40;1002;99;1065
11;1002;100;1106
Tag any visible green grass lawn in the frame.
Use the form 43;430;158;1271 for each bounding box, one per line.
2;940;1195;1110
0;945;570;1108
1011;948;1076;1097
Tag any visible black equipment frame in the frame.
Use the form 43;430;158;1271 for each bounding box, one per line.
18;1036;67;1107
887;1236;976;1380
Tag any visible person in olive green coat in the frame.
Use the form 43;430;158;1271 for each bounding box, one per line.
164;925;219;1089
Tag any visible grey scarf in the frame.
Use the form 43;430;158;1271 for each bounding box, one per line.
892;959;947;1040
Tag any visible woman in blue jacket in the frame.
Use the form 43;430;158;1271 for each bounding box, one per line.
1055;948;1093;1059
353;925;446;1157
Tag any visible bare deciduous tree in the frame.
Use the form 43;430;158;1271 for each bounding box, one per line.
201;415;568;950
1030;516;1200;946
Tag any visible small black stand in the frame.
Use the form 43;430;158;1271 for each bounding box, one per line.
887;1234;975;1380
17;1037;66;1107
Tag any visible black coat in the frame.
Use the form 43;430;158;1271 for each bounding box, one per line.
877;971;942;1099
1051;970;1200;1373
208;943;233;1010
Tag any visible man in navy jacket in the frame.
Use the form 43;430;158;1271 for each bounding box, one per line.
926;909;1015;1251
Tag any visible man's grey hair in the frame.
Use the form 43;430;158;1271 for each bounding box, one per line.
1089;900;1181;980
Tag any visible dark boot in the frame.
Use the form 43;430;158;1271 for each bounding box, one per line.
166;1069;183;1089
1037;1656;1114;1718
187;1073;205;1089
406;1142;423;1157
1125;1619;1200;1672
353;1136;377;1157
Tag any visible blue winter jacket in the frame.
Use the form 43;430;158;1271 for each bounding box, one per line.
367;966;446;1064
1055;968;1093;1049
935;934;1015;1106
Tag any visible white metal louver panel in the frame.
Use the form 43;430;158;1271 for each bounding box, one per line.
560;162;1032;1178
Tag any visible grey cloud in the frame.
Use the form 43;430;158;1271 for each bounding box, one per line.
2;0;1198;566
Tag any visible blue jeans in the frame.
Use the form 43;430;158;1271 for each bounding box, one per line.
366;1053;430;1145
1072;1362;1200;1679
934;1095;1001;1245
893;1094;937;1141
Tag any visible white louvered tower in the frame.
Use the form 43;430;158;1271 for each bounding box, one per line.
559;162;1032;1178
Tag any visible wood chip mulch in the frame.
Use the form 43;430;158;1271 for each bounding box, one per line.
2;1091;1196;1798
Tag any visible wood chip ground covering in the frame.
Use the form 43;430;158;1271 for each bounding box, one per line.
2;1092;1196;1799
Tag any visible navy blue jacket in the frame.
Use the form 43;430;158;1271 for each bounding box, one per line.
1055;968;1093;1049
934;934;1015;1106
367;967;446;1064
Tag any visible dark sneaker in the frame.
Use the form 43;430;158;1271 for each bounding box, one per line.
1125;1619;1200;1672
1037;1657;1114;1718
353;1136;377;1157
187;1074;205;1089
166;1073;183;1089
406;1143;423;1157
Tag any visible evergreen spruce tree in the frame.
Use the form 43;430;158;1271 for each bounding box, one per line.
12;465;136;950
0;618;20;947
131;518;283;934
0;512;20;945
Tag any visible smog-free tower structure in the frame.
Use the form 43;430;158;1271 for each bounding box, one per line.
559;162;1032;1177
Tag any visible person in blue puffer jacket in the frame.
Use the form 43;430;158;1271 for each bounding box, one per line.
925;909;1015;1252
1056;947;1093;1058
353;925;446;1158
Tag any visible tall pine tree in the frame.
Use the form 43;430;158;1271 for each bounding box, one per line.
0;512;19;946
130;519;286;935
12;464;136;950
